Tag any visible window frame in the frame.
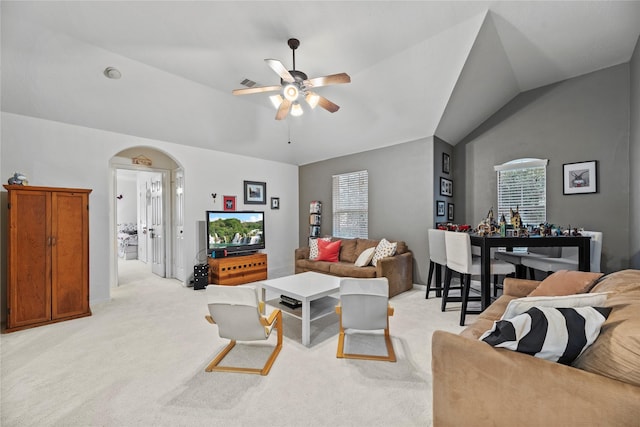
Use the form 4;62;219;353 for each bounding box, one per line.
495;158;548;226
332;170;368;239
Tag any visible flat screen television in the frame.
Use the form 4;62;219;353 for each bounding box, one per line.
206;210;265;256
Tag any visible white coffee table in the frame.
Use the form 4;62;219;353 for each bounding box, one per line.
260;272;340;346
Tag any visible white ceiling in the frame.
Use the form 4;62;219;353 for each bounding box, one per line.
2;1;639;165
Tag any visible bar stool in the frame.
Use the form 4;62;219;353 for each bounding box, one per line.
444;231;516;326
426;229;447;299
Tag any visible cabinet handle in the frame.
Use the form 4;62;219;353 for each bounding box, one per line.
51;236;56;246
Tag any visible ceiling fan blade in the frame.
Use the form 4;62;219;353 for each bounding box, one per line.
265;59;295;83
232;85;282;96
305;73;351;88
275;98;291;120
317;95;340;113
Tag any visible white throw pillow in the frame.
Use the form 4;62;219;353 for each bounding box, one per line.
371;238;397;267
501;292;609;320
354;247;376;267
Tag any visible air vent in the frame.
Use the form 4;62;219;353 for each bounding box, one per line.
240;78;256;88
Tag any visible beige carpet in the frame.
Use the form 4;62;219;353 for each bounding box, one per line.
1;260;472;426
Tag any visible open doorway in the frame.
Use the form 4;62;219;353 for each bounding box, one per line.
110;147;185;287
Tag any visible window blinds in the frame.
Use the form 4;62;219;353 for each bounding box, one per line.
496;160;547;225
332;170;368;238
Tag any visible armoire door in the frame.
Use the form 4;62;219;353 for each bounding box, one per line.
51;191;89;319
7;189;52;328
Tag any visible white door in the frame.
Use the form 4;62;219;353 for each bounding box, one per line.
173;169;185;281
138;179;148;262
150;173;166;277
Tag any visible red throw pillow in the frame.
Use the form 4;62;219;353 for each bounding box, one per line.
316;239;341;262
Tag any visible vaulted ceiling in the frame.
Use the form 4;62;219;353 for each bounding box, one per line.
2;1;639;165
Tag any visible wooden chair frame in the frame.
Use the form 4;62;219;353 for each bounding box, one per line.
204;304;282;376
335;305;396;362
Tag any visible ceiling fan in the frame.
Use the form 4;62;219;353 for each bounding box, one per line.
232;38;351;120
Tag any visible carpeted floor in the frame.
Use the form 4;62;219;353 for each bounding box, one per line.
1;260;473;426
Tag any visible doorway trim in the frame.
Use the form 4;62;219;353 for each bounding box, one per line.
109;147;184;289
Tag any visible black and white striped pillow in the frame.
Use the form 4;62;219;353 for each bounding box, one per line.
480;306;611;365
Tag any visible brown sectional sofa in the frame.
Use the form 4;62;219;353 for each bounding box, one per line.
432;269;640;427
294;237;413;297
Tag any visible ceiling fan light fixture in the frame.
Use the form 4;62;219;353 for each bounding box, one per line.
283;84;299;101
269;94;283;109
305;93;320;109
291;102;304;117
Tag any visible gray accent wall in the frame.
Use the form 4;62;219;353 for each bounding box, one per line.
457;63;631;273
299;138;434;285
433;136;454;224
630;36;640;269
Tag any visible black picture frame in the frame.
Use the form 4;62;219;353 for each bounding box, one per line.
437;200;445;216
244;180;266;204
563;160;598;195
442;153;451;174
447;203;454;221
270;197;280;210
440;177;453;197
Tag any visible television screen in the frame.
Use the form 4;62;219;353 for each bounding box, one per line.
206;211;265;255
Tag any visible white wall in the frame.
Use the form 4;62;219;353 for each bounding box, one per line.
115;171;138;225
1;112;299;305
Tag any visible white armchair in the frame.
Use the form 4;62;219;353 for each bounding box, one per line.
336;278;396;362
205;285;283;375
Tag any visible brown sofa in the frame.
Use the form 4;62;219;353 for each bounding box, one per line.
294;237;413;297
432;269;640;427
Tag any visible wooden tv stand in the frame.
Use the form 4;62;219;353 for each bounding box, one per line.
207;252;267;286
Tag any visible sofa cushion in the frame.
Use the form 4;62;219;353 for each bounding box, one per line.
354;238;378;255
371;238;397;266
329;263;376;278
339;238;358;263
317;239;341;262
502;292;609;320
480;306;611;365
296;259;333;274
395;241;409;255
528;270;604;297
573;269;640;387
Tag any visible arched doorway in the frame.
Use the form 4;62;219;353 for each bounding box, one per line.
109;147;185;286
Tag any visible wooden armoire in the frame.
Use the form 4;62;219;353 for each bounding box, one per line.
4;185;92;332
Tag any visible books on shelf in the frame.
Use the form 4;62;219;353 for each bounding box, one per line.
280;294;302;309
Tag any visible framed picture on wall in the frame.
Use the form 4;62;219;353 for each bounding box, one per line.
437;200;445;216
442;153;451;174
447;203;455;221
244;180;266;204
223;195;236;211
563;160;598;195
440;177;453;197
270;197;280;210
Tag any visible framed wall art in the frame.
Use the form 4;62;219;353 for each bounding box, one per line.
223;195;236;211
448;203;455;221
442;153;451;174
244;180;266;204
563;161;597;195
271;197;280;210
437;200;445;216
440;177;453;197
